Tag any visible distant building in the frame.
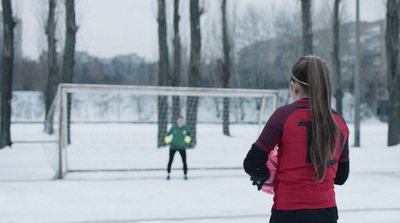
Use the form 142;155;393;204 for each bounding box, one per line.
237;19;387;120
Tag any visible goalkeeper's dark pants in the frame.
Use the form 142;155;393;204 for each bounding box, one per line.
167;149;187;175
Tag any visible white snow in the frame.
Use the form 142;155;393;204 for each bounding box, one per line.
0;120;399;223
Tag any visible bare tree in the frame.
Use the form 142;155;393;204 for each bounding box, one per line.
186;0;203;148
385;0;400;146
301;0;313;55
157;0;169;148
235;5;301;90
61;0;77;85
0;0;15;148
171;0;181;123
219;0;232;136
61;0;77;144
332;0;343;115
235;4;271;51
44;0;60;134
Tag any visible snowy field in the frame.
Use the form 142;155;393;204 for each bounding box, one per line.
0;120;400;223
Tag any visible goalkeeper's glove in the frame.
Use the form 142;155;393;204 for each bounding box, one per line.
249;165;270;191
165;137;171;144
184;136;191;143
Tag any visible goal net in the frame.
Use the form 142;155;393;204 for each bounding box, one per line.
44;84;278;179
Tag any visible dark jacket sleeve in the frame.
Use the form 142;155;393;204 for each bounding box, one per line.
334;161;349;185
335;132;349;185
243;144;270;178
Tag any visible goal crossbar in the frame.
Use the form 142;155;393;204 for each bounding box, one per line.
58;83;278;98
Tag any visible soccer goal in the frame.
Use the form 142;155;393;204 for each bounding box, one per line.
44;84;278;179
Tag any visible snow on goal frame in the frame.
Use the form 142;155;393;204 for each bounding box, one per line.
45;83;278;179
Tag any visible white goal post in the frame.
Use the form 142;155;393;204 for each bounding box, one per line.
45;83;278;179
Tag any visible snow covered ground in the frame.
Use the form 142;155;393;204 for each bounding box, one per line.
0;120;399;223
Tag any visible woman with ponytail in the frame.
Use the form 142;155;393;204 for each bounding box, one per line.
244;56;349;223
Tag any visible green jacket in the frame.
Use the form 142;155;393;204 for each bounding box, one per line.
166;124;191;150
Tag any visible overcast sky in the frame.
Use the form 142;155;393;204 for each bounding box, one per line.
13;0;387;62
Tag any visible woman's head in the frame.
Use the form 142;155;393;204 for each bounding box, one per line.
291;55;339;182
290;56;331;102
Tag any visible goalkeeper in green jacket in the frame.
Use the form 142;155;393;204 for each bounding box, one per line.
165;116;191;180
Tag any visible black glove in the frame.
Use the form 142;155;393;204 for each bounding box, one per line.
250;174;270;191
249;165;270;191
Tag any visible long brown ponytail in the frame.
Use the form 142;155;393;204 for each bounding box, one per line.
291;56;339;182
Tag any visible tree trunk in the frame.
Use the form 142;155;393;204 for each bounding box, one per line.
61;0;77;144
301;0;313;55
44;0;59;135
221;0;230;136
0;0;15;148
186;0;202;148
222;97;230;135
332;0;343;116
157;0;169;148
171;0;181;123
385;0;400;146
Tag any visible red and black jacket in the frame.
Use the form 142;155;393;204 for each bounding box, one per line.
244;99;349;210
